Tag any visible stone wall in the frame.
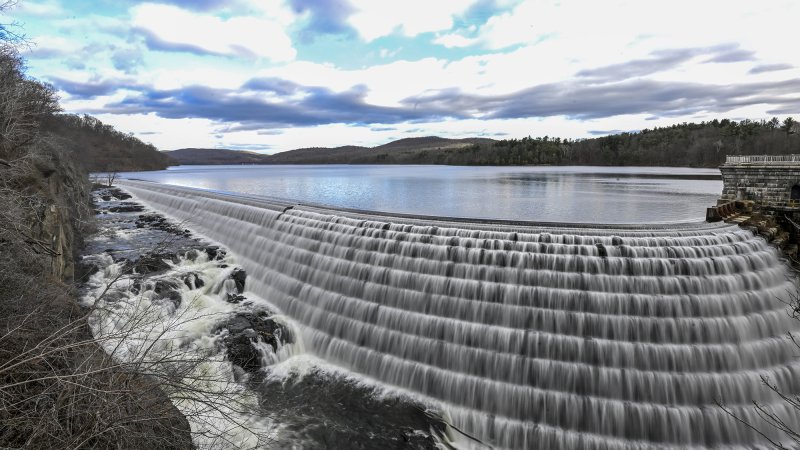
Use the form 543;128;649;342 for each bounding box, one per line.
720;161;800;206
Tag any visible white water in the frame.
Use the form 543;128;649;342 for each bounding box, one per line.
118;179;800;449
81;242;294;448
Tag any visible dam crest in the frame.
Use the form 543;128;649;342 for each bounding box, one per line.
119;179;800;449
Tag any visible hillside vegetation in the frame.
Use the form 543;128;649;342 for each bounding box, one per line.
166;147;270;165
270;120;800;167
42;113;174;171
0;29;190;449
264;137;495;164
171;121;800;168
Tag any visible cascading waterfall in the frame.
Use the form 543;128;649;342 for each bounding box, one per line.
119;179;800;449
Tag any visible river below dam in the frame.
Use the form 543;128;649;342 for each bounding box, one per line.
119;165;722;224
76;166;800;449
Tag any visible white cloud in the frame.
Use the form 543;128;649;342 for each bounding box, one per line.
433;33;477;48
472;0;800;60
347;0;477;41
21;35;81;57
15;0;64;18
131;3;296;61
93;113;225;150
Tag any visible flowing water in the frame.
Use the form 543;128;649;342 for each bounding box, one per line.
113;178;800;449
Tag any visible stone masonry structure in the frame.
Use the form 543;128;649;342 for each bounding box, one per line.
719;155;800;207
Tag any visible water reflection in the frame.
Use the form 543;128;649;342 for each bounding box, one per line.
121;165;722;223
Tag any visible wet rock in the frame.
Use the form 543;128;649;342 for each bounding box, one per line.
226;293;246;304
136;213;166;228
596;243;608;258
216;311;290;373
108;202;145;213
108;187;132;200
131;278;142;295
153;279;180;295
131;252;176;274
93;186;133;201
204;246;225;260
74;260;100;282
135;213;191;237
185;249;200;261
182;273;205;289
231;268;246;293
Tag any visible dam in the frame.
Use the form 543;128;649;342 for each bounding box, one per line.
118;179;800;449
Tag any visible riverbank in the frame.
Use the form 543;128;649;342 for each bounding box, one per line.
0;156;192;448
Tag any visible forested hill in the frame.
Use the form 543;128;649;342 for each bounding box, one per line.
41;114;174;172
165;148;270;165
263;137;495;164
256;119;800;167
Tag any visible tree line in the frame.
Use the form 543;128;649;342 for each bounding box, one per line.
42;113;173;172
261;119;799;167
362;118;800;167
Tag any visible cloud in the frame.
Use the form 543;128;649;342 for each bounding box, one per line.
576;45;751;81
588;129;627;136
347;0;477;41
131;0;232;11
703;48;756;63
433;33;478;48
241;77;301;96
64;65;800;134
131;3;296;61
16;0;64;18
84;79;459;129
48;77;141;98
289;0;355;38
750;63;794;74
111;46;145;74
403;78;800;121
21;35;81;60
433;0;511;48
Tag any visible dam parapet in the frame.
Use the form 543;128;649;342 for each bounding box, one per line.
719;154;800;207
710;155;800;261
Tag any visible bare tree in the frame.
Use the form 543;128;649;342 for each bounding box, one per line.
0;220;277;448
105;169;118;187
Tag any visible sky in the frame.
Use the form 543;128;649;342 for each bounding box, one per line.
6;0;800;152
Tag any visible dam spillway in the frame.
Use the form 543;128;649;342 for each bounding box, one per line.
118;179;800;449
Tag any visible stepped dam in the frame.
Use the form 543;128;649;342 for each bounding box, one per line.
118;179;800;449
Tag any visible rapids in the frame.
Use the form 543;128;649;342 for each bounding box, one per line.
118;179;800;449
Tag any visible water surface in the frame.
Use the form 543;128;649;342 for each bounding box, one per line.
121;165;722;223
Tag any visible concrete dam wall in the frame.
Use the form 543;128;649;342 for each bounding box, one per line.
720;155;800;206
119;179;800;449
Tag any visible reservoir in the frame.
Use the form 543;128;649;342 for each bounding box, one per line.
120;165;722;224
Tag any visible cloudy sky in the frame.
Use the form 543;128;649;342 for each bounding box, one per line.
7;0;800;152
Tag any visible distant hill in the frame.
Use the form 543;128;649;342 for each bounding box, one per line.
164;119;800;168
261;145;368;164
41;114;174;172
165;137;496;166
263;137;496;164
165;148;271;165
261;120;800;167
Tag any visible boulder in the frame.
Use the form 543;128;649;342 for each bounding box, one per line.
231;268;246;293
216;311;290;373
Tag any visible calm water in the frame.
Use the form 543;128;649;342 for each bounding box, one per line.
120;165;722;223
